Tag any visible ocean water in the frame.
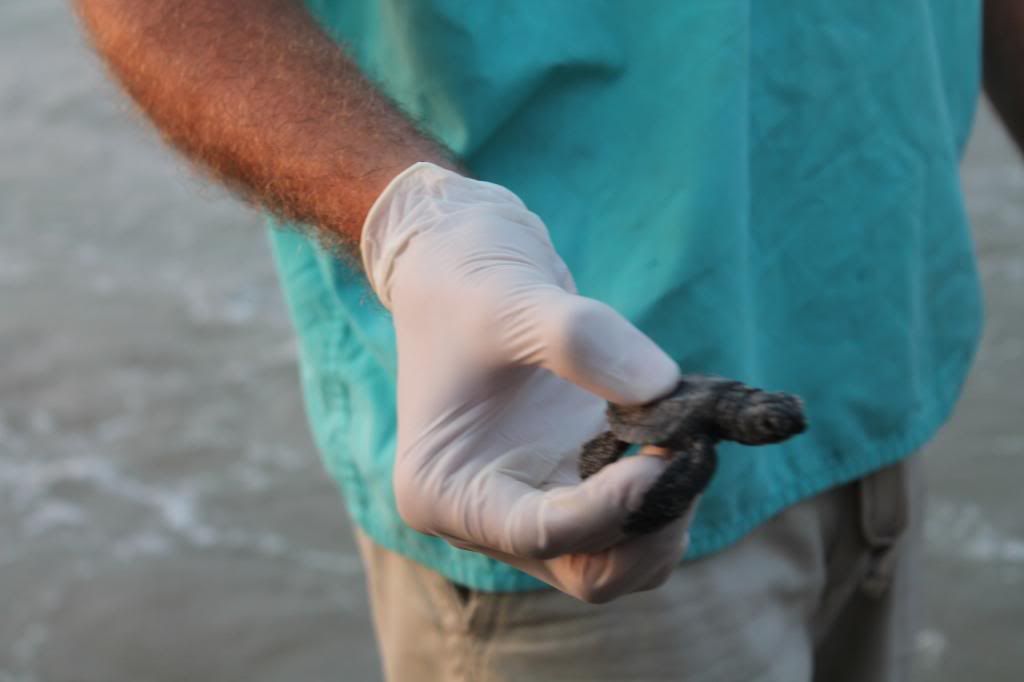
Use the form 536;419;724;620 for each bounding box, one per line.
1;1;1022;680
1;2;375;680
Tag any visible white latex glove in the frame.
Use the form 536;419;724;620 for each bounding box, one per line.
361;162;693;603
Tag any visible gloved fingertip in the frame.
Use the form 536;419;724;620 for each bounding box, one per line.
534;293;680;405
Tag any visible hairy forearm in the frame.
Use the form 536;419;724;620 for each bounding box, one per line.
984;0;1024;157
73;0;458;246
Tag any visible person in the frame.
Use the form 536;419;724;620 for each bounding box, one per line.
74;1;1023;680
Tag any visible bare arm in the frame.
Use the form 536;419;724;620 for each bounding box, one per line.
984;0;1024;157
73;0;458;247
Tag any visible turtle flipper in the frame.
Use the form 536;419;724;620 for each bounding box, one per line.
578;431;629;480
623;437;718;536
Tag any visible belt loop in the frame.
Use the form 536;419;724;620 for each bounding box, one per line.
858;460;910;598
861;543;901;598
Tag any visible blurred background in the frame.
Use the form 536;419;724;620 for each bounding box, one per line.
1;1;1022;680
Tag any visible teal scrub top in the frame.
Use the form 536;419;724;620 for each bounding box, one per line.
268;0;983;590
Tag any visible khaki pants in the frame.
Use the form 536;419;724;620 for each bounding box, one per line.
356;456;922;682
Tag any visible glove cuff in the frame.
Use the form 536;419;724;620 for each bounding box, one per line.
359;161;527;309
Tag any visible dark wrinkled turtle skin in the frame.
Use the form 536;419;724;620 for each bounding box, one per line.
579;375;808;535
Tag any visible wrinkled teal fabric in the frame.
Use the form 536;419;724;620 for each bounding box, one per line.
267;0;983;591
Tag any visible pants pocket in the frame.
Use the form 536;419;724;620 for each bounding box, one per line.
437;577;505;638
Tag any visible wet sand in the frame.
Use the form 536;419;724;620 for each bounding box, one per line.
1;2;1021;680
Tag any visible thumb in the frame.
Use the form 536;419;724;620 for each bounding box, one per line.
532;291;679;405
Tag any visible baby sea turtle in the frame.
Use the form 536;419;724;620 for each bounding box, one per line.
579;375;808;535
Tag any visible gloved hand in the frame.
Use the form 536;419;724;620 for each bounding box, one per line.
361;162;694;603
